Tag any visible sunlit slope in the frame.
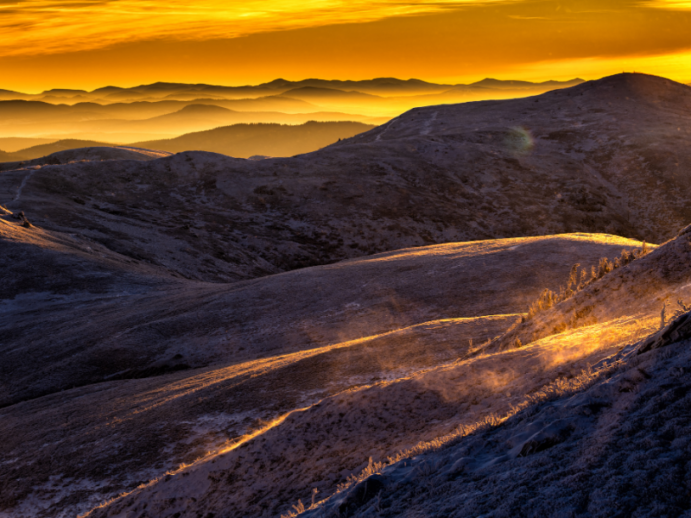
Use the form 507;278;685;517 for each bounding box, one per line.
0;211;642;408
301;231;691;518
0;206;646;516
88;316;638;518
86;229;691;518
0;315;518;518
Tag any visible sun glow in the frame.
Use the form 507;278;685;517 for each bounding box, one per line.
2;0;691;93
0;0;505;57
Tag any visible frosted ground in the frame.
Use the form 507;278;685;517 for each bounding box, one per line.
2;74;691;517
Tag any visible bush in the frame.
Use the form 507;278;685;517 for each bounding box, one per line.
527;243;649;320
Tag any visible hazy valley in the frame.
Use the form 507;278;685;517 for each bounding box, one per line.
3;73;691;518
0;77;584;155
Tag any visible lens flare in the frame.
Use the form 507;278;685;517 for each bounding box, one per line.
505;126;535;155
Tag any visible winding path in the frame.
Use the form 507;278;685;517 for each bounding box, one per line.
13;168;38;202
420;110;438;136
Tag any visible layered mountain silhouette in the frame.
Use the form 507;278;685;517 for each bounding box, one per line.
0;121;376;161
2;73;688;283
131;121;375;158
0;77;584;143
3;73;691;518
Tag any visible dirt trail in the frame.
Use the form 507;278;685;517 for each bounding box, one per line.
12;167;38;202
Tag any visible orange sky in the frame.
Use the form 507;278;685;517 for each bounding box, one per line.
2;0;691;92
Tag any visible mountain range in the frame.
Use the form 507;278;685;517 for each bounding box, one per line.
2;73;691;518
0;77;585;143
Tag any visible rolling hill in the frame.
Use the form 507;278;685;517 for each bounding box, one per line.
131;120;376;158
1;73;689;285
0;208;649;517
3;72;691;518
2;139;114;161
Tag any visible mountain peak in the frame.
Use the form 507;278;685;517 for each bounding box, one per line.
567;72;691;101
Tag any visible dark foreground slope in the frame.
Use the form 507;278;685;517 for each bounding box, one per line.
1;74;690;285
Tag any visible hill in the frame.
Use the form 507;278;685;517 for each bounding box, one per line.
3;73;691;518
0;206;646;516
131;120;376;158
0;146;171;172
2;139;115;161
2;74;690;285
0;137;56;152
86;222;686;517
298;222;691;518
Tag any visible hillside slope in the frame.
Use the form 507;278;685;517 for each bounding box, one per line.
82;227;691;518
0;146;170;171
0;206;646;516
131;120;375;158
299;226;691;518
1;74;691;285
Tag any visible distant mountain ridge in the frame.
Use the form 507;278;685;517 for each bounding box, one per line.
0;77;586;103
131;120;375;158
0;121;376;161
0;77;588;142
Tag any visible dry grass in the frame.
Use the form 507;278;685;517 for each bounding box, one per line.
527;244;649;320
319;357;624;507
283;311;660;517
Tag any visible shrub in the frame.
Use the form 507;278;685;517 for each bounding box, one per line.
527;243;649;320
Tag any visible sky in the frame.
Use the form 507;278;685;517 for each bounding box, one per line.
2;0;691;91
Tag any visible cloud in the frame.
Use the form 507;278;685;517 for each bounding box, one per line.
1;0;691;91
646;0;691;8
0;0;515;57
